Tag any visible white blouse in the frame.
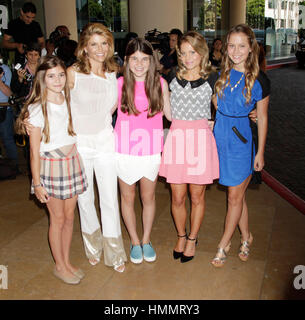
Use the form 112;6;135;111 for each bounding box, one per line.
70;71;118;136
28;101;76;152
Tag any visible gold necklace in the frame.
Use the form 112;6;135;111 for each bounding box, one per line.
229;73;244;92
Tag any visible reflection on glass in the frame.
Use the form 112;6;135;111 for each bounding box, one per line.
261;0;300;59
88;0;128;32
76;0;129;54
191;0;222;47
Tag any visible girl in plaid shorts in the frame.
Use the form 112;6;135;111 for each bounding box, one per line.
16;56;88;285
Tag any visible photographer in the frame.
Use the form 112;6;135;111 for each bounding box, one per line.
2;2;44;65
11;43;41;100
159;28;182;81
42;25;71;56
0;57;18;172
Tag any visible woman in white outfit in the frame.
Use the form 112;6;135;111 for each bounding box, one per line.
67;23;127;272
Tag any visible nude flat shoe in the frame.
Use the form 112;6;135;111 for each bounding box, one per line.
53;268;80;285
73;268;85;279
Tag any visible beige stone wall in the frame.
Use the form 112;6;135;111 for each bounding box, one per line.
43;0;78;41
129;0;186;37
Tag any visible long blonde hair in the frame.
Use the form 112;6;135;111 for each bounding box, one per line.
74;22;118;74
121;38;163;118
16;56;75;143
214;24;260;104
176;31;214;80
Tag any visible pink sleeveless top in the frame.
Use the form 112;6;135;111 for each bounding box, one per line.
114;76;164;156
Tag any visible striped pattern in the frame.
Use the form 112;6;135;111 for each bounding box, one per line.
34;144;88;200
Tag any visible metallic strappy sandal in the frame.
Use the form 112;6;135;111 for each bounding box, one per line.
211;243;231;268
238;233;253;262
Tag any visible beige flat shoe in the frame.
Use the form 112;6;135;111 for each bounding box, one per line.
73;268;85;279
53;268;80;285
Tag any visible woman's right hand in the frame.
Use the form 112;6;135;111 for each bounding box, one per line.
249;109;258;123
24;119;34;135
17;68;26;82
208;120;215;131
34;186;50;204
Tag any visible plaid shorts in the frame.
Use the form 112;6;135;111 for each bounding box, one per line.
32;144;88;200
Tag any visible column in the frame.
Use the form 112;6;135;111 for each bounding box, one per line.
229;0;246;28
43;0;78;40
129;0;186;37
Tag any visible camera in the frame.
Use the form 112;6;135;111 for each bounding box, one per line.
0;58;3;75
15;63;22;71
145;29;170;55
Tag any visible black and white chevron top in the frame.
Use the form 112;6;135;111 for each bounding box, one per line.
168;72;218;121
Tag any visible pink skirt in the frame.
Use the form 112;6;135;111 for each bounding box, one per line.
159;119;219;184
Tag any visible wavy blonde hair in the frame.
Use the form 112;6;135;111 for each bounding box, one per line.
16;56;75;143
74;22;118;74
176;31;214;80
214;24;260;105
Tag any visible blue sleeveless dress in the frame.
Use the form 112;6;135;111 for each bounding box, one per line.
213;69;270;186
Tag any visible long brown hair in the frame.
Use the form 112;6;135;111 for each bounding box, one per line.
16;56;75;143
176;31;214;80
74;22;118;74
214;24;260;104
121;38;163;118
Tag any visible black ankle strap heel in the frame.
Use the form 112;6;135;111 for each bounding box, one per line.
180;235;198;263
173;233;187;260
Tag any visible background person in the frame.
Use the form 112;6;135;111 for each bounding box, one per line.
57;39;78;68
2;2;45;64
11;42;41;100
159;28;183;81
209;38;223;69
0;56;19;172
42;25;71;57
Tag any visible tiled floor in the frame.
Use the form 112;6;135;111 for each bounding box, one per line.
0;174;305;300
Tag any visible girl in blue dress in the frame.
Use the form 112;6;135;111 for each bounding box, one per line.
211;24;270;267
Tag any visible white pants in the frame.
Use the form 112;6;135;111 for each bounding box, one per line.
77;136;127;267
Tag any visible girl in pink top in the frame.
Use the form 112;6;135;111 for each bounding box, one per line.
114;38;171;264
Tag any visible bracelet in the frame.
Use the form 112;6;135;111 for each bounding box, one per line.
32;183;42;188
